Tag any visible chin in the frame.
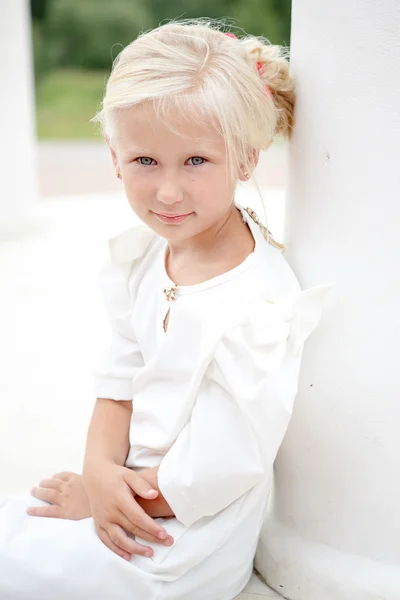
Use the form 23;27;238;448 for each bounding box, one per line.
157;227;195;242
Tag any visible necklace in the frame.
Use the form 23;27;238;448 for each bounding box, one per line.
243;207;285;252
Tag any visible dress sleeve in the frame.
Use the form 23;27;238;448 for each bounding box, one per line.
92;260;144;401
158;283;334;527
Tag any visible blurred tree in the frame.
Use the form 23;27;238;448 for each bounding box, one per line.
34;0;291;72
30;0;49;83
148;0;236;24
232;0;291;44
148;0;290;44
41;0;153;70
30;0;48;21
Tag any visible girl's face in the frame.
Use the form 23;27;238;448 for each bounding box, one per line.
108;104;244;243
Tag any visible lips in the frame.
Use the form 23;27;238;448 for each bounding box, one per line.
155;212;192;218
153;211;194;224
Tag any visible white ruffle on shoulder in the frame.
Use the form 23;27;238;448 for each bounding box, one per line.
157;282;334;529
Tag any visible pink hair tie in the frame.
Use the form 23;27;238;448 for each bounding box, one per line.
256;61;272;97
225;34;272;98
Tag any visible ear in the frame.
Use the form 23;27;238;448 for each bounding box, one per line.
250;148;260;170
238;148;260;181
104;134;120;174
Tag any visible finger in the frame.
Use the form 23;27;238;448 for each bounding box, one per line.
30;486;61;505
106;523;154;558
97;527;132;561
117;509;174;546
38;478;63;491
26;504;62;518
120;497;168;540
52;471;75;481
123;470;158;500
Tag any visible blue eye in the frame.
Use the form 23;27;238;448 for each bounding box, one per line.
188;157;206;166
137;157;154;166
135;156;206;166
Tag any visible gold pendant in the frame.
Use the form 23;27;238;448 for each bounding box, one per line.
163;307;170;332
163;284;178;332
164;284;178;302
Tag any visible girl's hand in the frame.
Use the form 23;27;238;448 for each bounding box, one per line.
27;471;91;520
83;461;174;560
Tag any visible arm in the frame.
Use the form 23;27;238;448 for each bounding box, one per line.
83;401;174;518
157;374;267;527
81;251;175;556
82;397;131;475
82;399;173;559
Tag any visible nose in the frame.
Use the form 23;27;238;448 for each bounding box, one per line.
156;175;184;206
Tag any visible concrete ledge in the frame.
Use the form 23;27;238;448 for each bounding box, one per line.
235;572;282;598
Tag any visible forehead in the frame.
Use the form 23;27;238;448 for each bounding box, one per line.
112;103;226;155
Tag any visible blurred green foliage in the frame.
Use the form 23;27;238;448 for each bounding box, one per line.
32;0;291;73
32;0;152;73
30;0;48;21
35;69;108;139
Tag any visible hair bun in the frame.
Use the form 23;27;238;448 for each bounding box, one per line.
242;38;295;139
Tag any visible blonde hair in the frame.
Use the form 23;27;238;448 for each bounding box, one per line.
92;19;295;182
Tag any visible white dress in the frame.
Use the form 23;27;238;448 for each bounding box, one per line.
0;204;333;600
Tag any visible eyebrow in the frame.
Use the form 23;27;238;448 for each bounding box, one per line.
123;146;223;157
124;147;150;154
125;146;216;154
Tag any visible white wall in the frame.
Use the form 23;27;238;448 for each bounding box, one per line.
256;1;400;598
0;0;37;226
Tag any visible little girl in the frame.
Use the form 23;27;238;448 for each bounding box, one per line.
0;19;332;600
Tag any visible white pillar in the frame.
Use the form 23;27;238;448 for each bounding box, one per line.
0;0;37;226
255;1;400;598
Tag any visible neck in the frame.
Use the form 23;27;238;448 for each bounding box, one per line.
165;204;255;286
166;204;246;260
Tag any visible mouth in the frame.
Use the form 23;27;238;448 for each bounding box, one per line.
153;211;194;224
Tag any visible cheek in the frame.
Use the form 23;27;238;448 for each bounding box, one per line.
122;173;152;203
195;174;234;207
193;168;228;192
